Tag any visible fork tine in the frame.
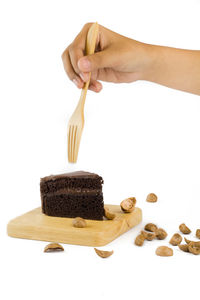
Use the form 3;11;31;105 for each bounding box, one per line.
70;126;75;163
68;125;74;163
74;128;81;162
68;125;81;163
72;126;77;162
67;125;71;162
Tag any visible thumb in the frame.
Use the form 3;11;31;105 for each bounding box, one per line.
78;50;111;72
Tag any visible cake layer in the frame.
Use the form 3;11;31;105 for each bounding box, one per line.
40;171;103;194
43;188;102;196
42;193;104;220
41;189;103;215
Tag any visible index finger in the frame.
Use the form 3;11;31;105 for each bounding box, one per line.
71;23;101;80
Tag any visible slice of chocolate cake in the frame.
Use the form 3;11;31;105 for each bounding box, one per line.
40;171;104;220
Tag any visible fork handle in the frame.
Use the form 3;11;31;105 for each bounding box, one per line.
77;22;99;110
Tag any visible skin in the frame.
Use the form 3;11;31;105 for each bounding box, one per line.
62;23;200;95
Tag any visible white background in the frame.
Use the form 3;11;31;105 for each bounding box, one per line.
0;0;200;299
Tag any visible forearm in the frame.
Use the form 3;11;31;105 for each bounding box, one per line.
141;44;200;95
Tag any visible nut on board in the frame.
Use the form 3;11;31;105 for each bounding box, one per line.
120;197;136;213
72;217;87;228
104;207;116;220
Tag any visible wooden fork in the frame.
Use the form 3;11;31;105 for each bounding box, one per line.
67;22;99;163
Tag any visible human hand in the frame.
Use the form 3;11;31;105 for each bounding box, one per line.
61;23;152;92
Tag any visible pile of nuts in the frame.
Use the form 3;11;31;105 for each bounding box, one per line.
134;221;200;256
134;222;168;254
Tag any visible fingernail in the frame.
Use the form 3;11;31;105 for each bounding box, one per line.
95;82;102;90
79;58;91;71
73;78;79;87
80;72;90;82
80;72;85;81
89;85;97;92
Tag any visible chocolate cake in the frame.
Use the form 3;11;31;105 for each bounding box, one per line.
40;171;104;220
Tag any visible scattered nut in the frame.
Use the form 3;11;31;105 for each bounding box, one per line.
94;248;114;258
144;223;158;232
72;217;87;228
146;193;157;203
188;242;200;255
156;246;173;257
169;233;182;246
135;234;145;246
184;238;200;247
178;241;200;254
184;237;192;244
44;243;64;253
155;228;168;240
104;207;116;220
179;223;191;234
178;244;189;252
196;229;200;239
141;230;156;241
190;241;200;247
120;197;136;213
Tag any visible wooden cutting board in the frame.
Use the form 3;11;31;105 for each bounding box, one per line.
7;204;142;247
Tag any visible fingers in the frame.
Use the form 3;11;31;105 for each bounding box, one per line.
78;49;113;73
62;23;108;92
61;49;84;88
68;46;90;82
68;47;83;75
62;48;102;92
89;79;103;92
62;23;91;85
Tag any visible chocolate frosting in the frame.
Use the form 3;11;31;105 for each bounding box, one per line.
41;171;102;183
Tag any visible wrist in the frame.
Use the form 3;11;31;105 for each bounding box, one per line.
135;42;158;81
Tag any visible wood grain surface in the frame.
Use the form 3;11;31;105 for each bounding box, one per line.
7;204;142;246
